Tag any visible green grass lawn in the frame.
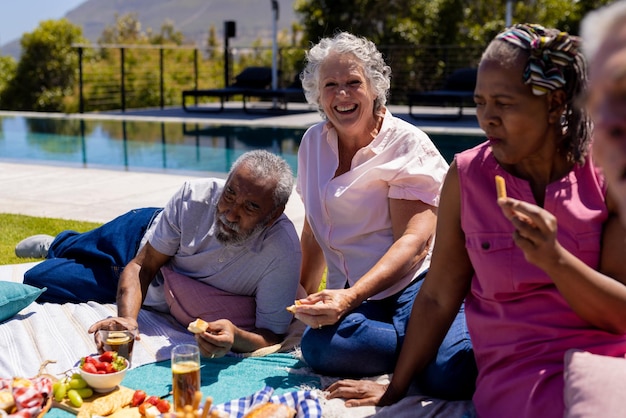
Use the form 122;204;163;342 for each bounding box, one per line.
0;213;328;291
0;213;102;265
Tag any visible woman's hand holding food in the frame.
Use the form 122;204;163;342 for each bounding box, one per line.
289;289;357;329
497;197;561;269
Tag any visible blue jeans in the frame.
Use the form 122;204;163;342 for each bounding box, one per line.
23;207;162;303
300;274;477;400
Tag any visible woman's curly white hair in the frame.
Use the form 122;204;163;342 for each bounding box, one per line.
300;32;391;119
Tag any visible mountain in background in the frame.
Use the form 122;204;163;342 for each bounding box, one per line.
1;0;300;59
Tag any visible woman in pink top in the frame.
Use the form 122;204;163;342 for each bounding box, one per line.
328;24;626;417
291;32;477;400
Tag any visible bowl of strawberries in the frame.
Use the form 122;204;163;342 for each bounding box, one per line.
78;351;129;393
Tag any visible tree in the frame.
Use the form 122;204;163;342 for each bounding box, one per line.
0;19;86;111
294;0;615;97
148;20;185;45
0;56;16;96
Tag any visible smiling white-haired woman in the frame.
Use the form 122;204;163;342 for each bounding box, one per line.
291;31;477;400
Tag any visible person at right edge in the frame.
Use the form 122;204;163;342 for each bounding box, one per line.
327;24;626;418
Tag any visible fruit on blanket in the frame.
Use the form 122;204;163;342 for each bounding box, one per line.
69;376;88;389
187;318;210;334
156;398;171;413
53;380;68;403
136;393;171;416
79;354;129;393
243;402;296;418
80;352;128;374
53;374;94;406
67;389;84;407
131;389;147;407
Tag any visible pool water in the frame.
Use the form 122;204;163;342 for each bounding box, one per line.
0;116;484;174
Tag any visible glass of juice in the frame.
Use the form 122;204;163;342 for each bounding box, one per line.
171;344;201;411
97;329;136;366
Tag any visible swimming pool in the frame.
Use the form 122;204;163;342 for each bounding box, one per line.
0;115;485;174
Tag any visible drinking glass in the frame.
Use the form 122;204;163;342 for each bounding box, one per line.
171;344;201;411
96;328;136;366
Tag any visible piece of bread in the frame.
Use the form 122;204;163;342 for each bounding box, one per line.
187;318;210;334
285;300;301;314
243;402;296;418
0;390;15;412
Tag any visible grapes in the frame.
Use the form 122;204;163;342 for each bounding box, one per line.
75;388;94;398
53;375;93;406
67;389;84;407
53;381;68;403
69;377;88;389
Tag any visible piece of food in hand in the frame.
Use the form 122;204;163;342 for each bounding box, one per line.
243;402;296;418
285;300;302;314
187;318;210;334
495;175;507;199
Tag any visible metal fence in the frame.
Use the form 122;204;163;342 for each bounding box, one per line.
75;43;485;113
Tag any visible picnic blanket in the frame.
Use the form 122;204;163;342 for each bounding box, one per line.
0;262;474;417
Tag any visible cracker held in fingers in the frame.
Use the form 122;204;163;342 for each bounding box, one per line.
285;300;302;314
187;318;210;334
495;175;507;199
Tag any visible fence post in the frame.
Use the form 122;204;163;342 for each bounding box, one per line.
193;48;198;106
160;48;164;109
120;47;126;112
78;47;84;114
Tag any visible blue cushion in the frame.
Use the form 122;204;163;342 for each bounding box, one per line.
0;281;45;322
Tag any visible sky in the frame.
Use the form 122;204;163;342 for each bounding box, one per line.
0;0;85;45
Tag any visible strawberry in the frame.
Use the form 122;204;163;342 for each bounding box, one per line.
104;362;115;373
155;399;170;413
131;390;147;407
94;361;108;372
82;363;98;374
99;351;116;363
138;401;151;415
82;355;98;365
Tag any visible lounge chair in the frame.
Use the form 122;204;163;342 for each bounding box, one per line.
241;74;306;113
407;67;477;120
182;66;273;113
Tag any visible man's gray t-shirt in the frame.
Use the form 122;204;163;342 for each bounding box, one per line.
142;178;301;334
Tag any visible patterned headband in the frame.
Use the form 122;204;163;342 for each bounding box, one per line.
496;23;580;95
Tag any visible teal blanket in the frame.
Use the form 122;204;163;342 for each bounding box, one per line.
47;353;322;417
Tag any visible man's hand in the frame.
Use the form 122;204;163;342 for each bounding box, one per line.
87;317;140;351
194;319;236;358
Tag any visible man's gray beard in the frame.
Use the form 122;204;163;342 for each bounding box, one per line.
215;214;267;245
